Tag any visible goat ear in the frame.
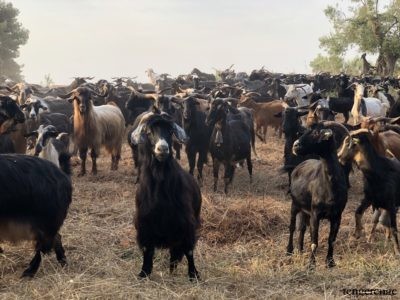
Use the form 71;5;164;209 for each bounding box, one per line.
39;105;48;111
172;123;188;144
130;124;146;145
297;110;308;117
320;129;333;141
24;131;38;138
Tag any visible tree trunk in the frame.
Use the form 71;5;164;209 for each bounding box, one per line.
384;54;398;76
375;52;386;76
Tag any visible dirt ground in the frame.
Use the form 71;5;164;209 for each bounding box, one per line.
0;132;399;299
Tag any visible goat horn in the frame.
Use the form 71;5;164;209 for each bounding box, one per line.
245;92;261;97
158;87;172;94
350;128;371;136
59;90;76;99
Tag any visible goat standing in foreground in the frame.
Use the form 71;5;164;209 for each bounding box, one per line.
131;112;201;280
338;129;400;255
288;124;349;268
0;101;72;278
61;87;125;176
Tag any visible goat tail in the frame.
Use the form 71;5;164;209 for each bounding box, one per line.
59;152;72;176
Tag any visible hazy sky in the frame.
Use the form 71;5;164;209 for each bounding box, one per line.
11;0;348;84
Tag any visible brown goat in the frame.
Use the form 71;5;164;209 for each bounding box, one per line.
62;87;125;176
237;97;283;143
360;117;400;159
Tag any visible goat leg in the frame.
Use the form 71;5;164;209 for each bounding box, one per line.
308;213;320;270
21;250;42;278
389;211;400;256
54;233;67;266
184;249;199;281
169;247;183;274
354;198;371;239
367;209;381;243
297;213;309;253
139;246;155;278
90;149;98;175
326;217;341;268
286;204;298;255
78;147;88;176
212;158;220;192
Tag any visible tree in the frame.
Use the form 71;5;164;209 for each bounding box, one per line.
313;0;400;76
310;54;363;75
0;1;29;81
41;73;54;88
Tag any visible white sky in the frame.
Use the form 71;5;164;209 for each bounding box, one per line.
11;0;355;84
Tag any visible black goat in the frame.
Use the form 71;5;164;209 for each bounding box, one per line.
131;112;201;279
155;94;183;160
338;129;400;255
182;97;212;181
288;125;349;268
0;96;26;153
206;99;252;193
0;154;72;277
274;106;312;185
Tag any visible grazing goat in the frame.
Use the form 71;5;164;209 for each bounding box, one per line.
131;112;201;279
288;125;349;268
62;87;125;176
338;129;400;255
206;99;252;194
238;96;283;143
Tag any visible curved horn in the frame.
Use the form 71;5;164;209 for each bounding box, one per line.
244;92;261;97
349;128;371;136
59;89;76;99
158;87;172;94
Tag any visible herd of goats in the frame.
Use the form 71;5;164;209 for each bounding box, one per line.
1;65;400;280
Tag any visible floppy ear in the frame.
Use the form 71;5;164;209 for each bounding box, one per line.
39;104;48;111
47;130;59;138
297;110;309;117
172;123;188;144
130;124;146;145
24;131;38;138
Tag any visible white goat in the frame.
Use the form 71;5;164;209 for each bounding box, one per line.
351;83;389;125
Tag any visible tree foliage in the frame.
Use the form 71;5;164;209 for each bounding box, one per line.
312;0;400;76
0;1;29;81
310;54;363;75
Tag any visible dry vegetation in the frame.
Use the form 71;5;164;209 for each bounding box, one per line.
0;131;399;299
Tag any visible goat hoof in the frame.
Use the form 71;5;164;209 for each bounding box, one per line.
326;259;336;268
138;270;150;278
21;270;35;278
353;229;364;239
189;270;200;281
58;258;67;267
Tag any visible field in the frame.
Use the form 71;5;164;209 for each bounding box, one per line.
0;132;399;299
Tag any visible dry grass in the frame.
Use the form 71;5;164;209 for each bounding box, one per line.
0;132;399;299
